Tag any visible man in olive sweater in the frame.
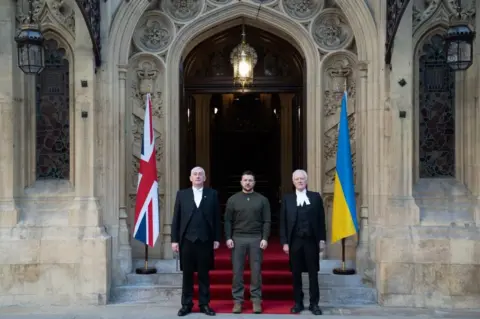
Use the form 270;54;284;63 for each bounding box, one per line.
224;170;271;314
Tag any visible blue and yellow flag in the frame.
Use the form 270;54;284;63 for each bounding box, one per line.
331;91;359;244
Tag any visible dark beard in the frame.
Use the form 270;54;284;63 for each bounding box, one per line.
242;187;254;193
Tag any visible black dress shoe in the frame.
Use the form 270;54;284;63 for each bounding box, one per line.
309;305;323;315
199;305;216;316
177;305;192;316
290;304;304;314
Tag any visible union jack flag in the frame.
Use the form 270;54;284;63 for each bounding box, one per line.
133;93;160;247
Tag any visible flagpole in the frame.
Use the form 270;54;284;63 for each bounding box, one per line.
133;92;160;275
332;85;356;276
333;238;355;275
136;244;157;275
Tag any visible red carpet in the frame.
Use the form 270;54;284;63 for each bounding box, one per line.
193;240;294;314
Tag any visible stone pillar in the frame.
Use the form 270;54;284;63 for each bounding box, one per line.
355;62;374;284
386;1;419;226
116;66;132;279
71;21;102;226
279;93;294;195
472;0;480;224
0;0;19;227
193;94;212;183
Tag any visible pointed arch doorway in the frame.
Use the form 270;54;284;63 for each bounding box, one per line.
179;24;306;237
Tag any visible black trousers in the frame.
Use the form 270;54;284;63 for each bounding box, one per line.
181;239;212;307
290;236;319;306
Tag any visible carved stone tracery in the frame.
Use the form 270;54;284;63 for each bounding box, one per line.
322;54;357;191
161;0;204;22
413;0;476;33
16;0;75;36
127;56;166;253
312;8;354;52
133;11;175;53
282;0;325;21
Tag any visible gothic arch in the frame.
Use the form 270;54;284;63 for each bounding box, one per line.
106;0;378;258
164;2;323;213
413;26;456;180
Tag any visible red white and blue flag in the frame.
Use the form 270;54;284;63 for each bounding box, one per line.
133;93;160;247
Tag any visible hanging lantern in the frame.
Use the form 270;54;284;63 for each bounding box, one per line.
444;0;475;71
15;0;45;75
230;24;257;88
445;23;475;71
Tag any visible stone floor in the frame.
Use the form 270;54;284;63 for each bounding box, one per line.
1;305;480;319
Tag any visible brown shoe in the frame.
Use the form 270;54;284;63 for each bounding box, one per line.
253;301;262;314
232;303;242;314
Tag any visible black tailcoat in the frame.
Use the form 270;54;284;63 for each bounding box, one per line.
279;190;326;272
171;187;221;271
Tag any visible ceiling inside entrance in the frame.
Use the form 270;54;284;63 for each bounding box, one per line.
183;24;304;90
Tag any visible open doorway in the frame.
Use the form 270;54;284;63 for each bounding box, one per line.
210;93;281;233
178;24;305;240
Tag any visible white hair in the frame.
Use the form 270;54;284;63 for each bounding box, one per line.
292;169;308;180
191;166;205;175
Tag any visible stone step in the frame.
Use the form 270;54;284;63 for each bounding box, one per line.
110;285;377;305
124;270;365;287
131;259;358;275
117;258;376;305
419;209;474;226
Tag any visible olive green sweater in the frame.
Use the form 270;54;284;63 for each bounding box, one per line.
224;191;271;241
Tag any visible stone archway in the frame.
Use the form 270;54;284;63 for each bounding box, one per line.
105;0;378;265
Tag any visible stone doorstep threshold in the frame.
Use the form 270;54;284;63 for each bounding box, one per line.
131;258;356;273
1;304;480;318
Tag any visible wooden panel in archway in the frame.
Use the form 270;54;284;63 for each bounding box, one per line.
184;25;304;91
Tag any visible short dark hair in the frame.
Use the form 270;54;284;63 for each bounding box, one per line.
241;170;255;180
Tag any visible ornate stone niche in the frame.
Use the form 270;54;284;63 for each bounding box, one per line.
126;54;166;258
322;52;357;193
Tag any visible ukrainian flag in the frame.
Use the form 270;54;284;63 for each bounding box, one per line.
331;91;359;244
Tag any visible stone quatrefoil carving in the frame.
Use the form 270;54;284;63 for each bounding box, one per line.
133;11;175;53
162;0;204;22
282;0;325;21
311;8;353;52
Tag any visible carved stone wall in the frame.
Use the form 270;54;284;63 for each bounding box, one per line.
127;55;166;258
321;51;358;259
17;0;75;36
322;53;357;193
413;0;475;36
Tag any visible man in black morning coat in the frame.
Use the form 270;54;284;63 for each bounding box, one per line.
171;166;221;317
280;169;326;316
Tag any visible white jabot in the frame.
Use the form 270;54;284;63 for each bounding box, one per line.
296;189;310;207
193;187;203;208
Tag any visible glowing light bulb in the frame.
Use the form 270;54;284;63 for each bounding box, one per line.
238;59;251;77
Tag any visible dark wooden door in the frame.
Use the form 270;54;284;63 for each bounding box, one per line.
211;93;281;237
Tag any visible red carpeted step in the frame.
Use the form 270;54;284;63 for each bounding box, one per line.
194;239;294;314
194;270;293;285
194;284;293;300
214;253;290;270
191;300;294;314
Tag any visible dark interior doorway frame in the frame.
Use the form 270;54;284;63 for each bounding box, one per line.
178;25;307;208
